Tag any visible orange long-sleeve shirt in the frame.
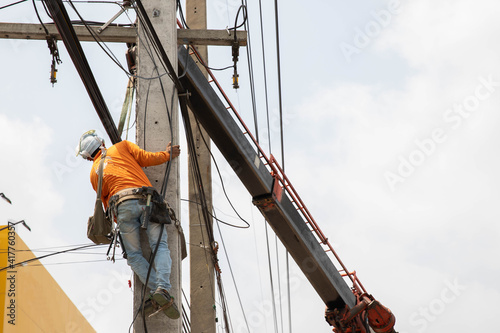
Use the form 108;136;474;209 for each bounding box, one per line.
90;140;171;208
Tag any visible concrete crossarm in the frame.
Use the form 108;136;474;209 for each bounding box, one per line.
0;22;247;46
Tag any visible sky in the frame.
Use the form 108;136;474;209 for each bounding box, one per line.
1;0;500;332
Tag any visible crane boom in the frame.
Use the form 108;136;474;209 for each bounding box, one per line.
178;45;355;309
177;45;397;333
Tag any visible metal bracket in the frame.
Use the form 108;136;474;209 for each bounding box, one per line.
98;2;130;34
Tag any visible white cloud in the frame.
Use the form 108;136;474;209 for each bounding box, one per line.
0;114;63;233
283;1;500;332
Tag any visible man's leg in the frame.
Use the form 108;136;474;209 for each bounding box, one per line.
117;200;157;291
146;222;171;291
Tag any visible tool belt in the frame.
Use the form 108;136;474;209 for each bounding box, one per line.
109;186;172;226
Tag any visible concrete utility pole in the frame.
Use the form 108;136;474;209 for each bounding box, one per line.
185;0;216;332
135;0;181;332
0;3;247;332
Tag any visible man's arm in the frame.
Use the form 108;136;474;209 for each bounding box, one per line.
126;140;180;167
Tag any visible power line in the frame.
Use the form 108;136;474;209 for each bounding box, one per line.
44;0;121;144
27;258;124;266
193;115;251;229
0;0;28;10
273;0;285;169
214;210;250;332
265;223;280;333
257;0;272;154
0;243;105;272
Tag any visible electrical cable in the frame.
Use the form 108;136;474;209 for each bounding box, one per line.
192;115;251;228
67;1;174;82
0;0;27;10
286;251;291;333
238;2;260;143
227;4;247;31
257;0;272;153
189;48;235;73
27;258;124;266
66;0;131;77
0;249;107;255
181;199;249;229
136;82;175;330
214;209;251;332
265;223;280;333
32;0;50;35
133;0;184;92
1;242;100;252
43;0;121;144
63;0;120;3
176;0;189;29
0;243;105;272
275;236;284;333
272;1;292;331
125;3;179;330
273;0;285;169
181;92;235;332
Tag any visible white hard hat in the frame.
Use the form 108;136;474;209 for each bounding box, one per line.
76;130;104;160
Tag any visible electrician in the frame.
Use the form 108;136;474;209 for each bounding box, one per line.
76;130;181;319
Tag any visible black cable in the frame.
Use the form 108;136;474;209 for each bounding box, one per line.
0;244;104;272
239;1;260;144
1;242;99;251
214;210;251;331
181;97;236;332
32;0;49;35
193;115;250;228
0;0;27;10
134;0;185;93
0;249;107;255
180;199;249;229
66;0;131;77
272;2;291;331
274;0;285;169
43;0;121;144
68;20;132;26
141;68;155;150
63;0;120;3
258;0;272;153
140;224;165;333
190;50;234;72
265;222;280;333
28;258;124;266
227;4;247;31
176;0;189;29
125;4;177;329
41;0;52;19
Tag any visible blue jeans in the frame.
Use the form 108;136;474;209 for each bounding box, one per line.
116;199;172;292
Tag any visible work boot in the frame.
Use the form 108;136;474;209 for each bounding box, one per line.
152;288;180;319
141;297;155;317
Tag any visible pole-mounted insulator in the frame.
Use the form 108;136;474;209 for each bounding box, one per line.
46;35;62;86
232;40;240;89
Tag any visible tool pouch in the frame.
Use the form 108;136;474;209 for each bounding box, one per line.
148;188;172;225
87;149;112;244
87;199;112;244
